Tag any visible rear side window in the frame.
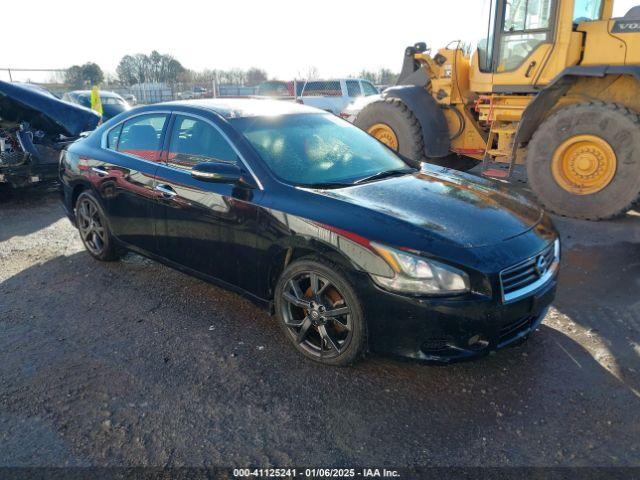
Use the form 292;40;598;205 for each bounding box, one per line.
346;80;362;98
167;115;239;170
302;81;342;97
362;81;378;96
106;124;123;149
117;114;168;162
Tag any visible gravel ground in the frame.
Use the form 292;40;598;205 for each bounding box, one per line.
0;181;639;468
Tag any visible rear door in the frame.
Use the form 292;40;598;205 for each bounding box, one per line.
154;113;261;292
100;112;169;253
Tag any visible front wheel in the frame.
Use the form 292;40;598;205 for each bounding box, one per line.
274;258;366;366
355;98;479;171
527;102;640;220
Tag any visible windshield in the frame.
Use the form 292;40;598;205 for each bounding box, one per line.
232;113;413;186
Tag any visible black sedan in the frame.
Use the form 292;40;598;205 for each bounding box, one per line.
59;99;559;366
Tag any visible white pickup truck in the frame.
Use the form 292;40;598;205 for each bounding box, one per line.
298;79;379;115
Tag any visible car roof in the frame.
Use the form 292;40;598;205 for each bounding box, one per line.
164;98;322;119
69;90;123;98
304;78;371;82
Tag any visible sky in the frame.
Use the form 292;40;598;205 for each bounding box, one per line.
1;0;638;83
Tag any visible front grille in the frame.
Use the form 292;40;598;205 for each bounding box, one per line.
0;151;26;167
500;241;557;302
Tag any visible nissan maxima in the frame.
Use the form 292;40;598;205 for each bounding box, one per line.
59;99;559;366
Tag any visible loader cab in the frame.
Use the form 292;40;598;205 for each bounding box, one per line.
470;0;611;93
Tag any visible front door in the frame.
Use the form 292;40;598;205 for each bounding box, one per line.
154;114;261;293
477;0;558;89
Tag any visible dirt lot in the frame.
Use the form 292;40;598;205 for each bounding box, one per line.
1;181;639;468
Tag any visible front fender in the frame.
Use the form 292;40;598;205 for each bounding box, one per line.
516;65;640;146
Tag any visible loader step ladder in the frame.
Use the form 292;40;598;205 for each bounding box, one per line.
480;123;517;180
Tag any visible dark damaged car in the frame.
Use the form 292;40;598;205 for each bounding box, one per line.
0;80;100;188
60;99;560;366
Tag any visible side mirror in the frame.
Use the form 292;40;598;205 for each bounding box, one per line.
191;161;248;185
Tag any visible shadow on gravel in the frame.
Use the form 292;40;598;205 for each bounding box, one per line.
552;241;640;396
1;250;639;466
0;183;64;243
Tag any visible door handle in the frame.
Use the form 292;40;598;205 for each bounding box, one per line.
525;61;537;78
91;166;108;177
155;184;177;198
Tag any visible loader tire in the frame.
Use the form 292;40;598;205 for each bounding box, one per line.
355;98;424;168
355;98;478;171
527;102;640;220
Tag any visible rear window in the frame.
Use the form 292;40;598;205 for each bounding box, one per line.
346;80;362;98
302;81;342;97
75;94;91;108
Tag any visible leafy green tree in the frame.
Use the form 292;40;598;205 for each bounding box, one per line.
65;62;104;88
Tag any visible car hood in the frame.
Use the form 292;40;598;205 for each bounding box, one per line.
316;167;543;249
0;80;100;137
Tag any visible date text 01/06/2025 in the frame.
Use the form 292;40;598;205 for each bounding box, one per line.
233;468;401;478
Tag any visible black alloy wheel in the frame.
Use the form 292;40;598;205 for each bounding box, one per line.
276;259;366;366
75;191;122;261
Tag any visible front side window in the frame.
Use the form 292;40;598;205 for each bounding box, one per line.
573;0;603;22
117;114;168;161
233;113;412;186
167;115;238;170
346;80;362;98
302;81;342;97
362;82;379;96
497;0;555;72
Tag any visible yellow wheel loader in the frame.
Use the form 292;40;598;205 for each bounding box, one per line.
355;0;640;220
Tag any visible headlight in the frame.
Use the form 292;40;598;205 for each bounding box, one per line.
370;243;470;295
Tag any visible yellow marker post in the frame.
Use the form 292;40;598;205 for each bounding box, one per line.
90;86;103;118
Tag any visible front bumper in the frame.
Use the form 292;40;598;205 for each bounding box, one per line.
358;273;557;364
0;161;59;187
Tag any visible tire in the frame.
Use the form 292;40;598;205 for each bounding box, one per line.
527;102;640;220
274;257;366;366
75;191;123;261
355;98;479;171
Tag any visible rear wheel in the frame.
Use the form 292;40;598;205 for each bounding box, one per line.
527;103;640;220
75;191;122;261
355;98;478;171
274;258;366;366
